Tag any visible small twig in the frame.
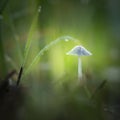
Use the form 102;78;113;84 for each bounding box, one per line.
16;67;23;86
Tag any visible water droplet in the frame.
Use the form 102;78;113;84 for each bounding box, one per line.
65;38;69;42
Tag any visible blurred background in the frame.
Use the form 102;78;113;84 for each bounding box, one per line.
0;0;120;120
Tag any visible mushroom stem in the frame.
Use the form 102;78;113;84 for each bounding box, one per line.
78;57;82;80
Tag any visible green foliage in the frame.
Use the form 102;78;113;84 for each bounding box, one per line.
0;0;120;120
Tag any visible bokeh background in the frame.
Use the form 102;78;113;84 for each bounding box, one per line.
0;0;120;120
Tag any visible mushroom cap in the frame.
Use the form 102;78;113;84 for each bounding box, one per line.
66;45;92;56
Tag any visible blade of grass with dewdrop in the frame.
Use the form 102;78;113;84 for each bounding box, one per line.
24;36;79;76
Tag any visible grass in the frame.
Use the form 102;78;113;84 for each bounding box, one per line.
0;1;119;120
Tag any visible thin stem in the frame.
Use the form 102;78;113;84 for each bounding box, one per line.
16;67;23;86
78;57;82;80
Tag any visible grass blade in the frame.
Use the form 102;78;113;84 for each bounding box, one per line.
16;8;40;85
22;11;39;68
24;36;79;76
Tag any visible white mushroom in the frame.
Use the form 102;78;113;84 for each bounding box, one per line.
66;45;92;80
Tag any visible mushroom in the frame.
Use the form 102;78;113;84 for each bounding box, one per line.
66;45;92;80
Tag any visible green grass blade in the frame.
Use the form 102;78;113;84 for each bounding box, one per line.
24;36;79;76
22;11;39;68
17;8;40;84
